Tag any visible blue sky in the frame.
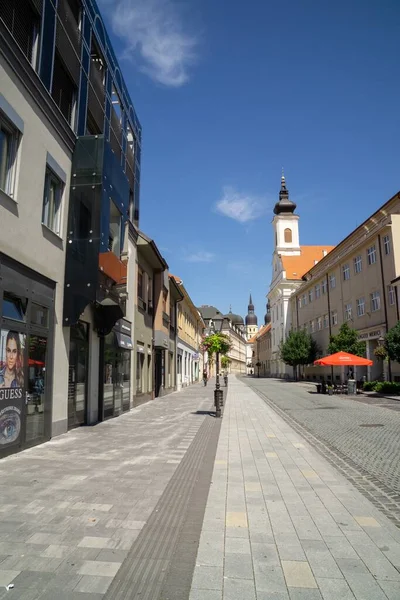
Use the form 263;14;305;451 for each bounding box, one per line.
99;0;400;324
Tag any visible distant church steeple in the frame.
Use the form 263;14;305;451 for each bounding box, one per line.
245;293;258;340
272;172;301;256
264;300;271;325
273;170;297;215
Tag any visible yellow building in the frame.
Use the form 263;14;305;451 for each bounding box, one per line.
255;324;272;377
291;191;400;383
172;276;205;388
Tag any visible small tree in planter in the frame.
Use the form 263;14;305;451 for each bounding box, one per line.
385;322;400;364
328;323;366;356
201;333;232;379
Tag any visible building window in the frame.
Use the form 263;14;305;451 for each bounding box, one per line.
370;291;380;312
331;310;338;325
321;279;327;294
315;284;320;299
323;314;329;329
136;351;144;393
342;264;350;280
310;320;315;333
0;0;40;67
51;51;77;126
302;294;307;306
344;303;352;321
367;245;377;265
354;255;362;274
0;113;19;197
383;235;391;256
147;278;153;312
298;298;302;309
109;200;122;255
317;317;322;330
42;167;63;234
284;228;292;243
329;273;336;289
356;297;365;317
388;285;396;306
308;289;313;303
137;268;144;302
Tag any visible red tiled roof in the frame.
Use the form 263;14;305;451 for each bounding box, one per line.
281;246;335;280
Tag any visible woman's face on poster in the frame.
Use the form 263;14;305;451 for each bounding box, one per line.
6;339;18;371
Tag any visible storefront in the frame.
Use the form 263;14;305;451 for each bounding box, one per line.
68;321;89;429
0;255;55;458
100;319;132;420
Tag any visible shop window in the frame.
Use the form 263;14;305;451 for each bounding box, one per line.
0;112;20;197
31;304;49;327
42;167;63;234
136;350;144;393
108;199;122;256
2;291;28;322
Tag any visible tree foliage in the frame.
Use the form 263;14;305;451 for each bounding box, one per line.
385;321;400;363
202;332;232;356
328;323;366;356
221;356;231;369
280;330;319;371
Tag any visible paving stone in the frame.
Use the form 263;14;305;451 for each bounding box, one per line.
0;569;20;586
254;564;287;594
224;553;253;579
190;589;222;600
225;537;251;554
282;561;318;589
223;576;256;600
316;577;356;600
345;572;389;600
288;589;323;600
191;565;223;590
73;574;114;593
377;580;400;600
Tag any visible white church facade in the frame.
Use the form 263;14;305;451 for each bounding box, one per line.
268;175;334;378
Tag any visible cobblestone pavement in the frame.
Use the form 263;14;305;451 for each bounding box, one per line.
244;378;400;526
0;383;217;600
190;376;400;600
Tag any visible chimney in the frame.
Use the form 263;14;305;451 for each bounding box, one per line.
322;249;327;257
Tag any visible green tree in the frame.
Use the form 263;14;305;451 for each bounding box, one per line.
280;330;319;379
328;323;366;356
221;356;231;369
201;333;232;357
385;321;400;363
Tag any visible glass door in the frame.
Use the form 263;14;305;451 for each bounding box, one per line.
68;323;88;429
25;335;47;444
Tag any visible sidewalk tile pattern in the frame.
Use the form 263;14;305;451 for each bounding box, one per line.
190;377;400;600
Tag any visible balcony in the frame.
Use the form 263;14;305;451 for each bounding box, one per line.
99;252;127;286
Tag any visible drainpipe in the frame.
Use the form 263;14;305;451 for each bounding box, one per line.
378;234;392;381
326;273;333;382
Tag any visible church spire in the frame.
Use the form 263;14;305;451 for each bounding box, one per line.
245;293;257;326
273;171;297;215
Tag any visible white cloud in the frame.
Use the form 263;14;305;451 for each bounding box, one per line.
185;251;215;263
98;0;197;87
215;186;265;223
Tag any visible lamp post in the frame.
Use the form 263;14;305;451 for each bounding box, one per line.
212;315;225;418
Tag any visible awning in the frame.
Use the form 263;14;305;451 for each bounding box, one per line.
115;332;133;350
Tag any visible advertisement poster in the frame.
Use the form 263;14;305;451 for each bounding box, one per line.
0;329;25;446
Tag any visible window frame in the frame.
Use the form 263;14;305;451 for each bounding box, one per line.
370;291;381;312
42;166;64;235
342;264;350;281
344;303;352;321
321;279;327;295
388;285;396;306
329;273;336;289
331;310;338;325
317;316;322;330
356;297;365;317
323;314;329;329
0;113;20;198
353;255;362;274
367;245;377;266
315;284;320;299
308;289;313;303
383;235;391;256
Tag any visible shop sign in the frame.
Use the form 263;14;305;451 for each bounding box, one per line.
0;330;25;447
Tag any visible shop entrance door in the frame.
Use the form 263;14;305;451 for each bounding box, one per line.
68;322;89;429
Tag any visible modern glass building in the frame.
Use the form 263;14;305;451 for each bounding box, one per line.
0;0;140;456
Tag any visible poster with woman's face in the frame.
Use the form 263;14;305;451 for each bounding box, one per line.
0;329;25;446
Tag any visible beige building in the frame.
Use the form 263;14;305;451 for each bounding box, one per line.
255;324;272;377
223;318;247;374
291;192;400;383
173;276;204;389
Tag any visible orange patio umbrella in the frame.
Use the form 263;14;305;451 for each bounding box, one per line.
314;351;372;367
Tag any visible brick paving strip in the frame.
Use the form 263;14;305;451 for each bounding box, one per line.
189;376;400;600
0;383;220;600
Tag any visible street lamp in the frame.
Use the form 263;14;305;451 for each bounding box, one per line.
212;314;225;418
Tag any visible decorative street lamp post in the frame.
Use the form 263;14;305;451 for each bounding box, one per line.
378;335;387;381
212;315;225;418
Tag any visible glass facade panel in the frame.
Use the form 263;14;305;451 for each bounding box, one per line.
25;335;47;443
2;292;28;322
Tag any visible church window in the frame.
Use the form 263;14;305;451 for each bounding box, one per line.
284;228;292;243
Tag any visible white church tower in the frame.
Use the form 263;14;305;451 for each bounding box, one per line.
272;172;300;256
